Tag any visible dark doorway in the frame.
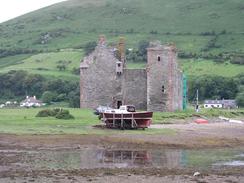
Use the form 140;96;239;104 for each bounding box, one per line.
117;101;122;109
158;56;161;61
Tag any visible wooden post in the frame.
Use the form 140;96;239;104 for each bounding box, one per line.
121;113;124;129
113;113;115;128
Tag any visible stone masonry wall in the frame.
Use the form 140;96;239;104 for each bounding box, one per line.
147;44;183;112
122;69;147;110
171;52;183;111
80;44;122;109
147;47;169;111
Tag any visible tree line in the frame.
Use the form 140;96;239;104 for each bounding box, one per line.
0;70;80;107
0;48;41;58
188;74;244;107
0;71;243;108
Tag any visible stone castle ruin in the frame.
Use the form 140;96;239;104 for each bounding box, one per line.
80;36;184;112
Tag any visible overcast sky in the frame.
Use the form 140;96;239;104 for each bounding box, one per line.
0;0;67;23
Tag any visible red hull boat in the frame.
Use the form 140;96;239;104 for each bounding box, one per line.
100;105;153;129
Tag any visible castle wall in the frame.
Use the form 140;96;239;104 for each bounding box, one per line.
80;45;122;109
171;55;183;111
122;69;147;110
177;70;183;110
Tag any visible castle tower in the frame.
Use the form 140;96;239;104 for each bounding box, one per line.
147;42;182;112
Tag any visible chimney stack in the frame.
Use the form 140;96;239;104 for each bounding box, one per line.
98;35;106;45
117;37;126;66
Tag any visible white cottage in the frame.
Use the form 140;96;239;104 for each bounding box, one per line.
20;96;44;107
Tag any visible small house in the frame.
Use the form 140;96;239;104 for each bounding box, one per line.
20;96;44;107
204;99;237;109
222;100;237;109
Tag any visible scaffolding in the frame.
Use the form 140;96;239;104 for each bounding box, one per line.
168;46;174;112
183;74;188;110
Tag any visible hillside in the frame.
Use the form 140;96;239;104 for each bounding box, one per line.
1;0;244;52
0;0;244;76
0;0;243;85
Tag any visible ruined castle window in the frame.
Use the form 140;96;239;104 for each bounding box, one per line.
116;61;123;75
157;56;161;61
162;85;165;93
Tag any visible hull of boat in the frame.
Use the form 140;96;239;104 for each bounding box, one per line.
101;112;153;129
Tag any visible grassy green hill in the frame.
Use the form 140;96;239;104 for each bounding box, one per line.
0;50;82;80
1;0;244;50
0;0;244;80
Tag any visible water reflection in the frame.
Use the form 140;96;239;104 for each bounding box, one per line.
214;160;244;166
0;148;243;171
83;149;184;169
97;150;152;168
8;149;184;170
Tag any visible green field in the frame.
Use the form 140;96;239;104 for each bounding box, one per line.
153;108;244;123
0;51;82;80
0;51;243;80
0;108;243;135
0;108;175;135
181;59;244;77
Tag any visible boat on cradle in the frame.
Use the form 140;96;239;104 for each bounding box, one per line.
100;105;153;130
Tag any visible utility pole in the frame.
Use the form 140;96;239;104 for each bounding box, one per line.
196;89;199;112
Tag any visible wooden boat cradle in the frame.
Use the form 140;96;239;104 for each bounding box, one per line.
101;112;152;129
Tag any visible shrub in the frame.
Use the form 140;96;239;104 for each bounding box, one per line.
36;108;74;119
53;108;62;115
126;40;149;63
72;67;80;75
84;41;97;56
55;109;74;120
36;109;56;117
150;30;158;34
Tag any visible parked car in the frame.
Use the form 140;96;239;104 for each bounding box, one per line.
94;106;113;115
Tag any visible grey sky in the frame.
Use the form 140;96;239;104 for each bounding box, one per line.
0;0;67;23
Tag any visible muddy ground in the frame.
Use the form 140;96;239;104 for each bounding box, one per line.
0;122;244;182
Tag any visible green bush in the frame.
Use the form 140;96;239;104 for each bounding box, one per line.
36;109;56;117
36;108;74;119
55;109;74;120
84;41;97;56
